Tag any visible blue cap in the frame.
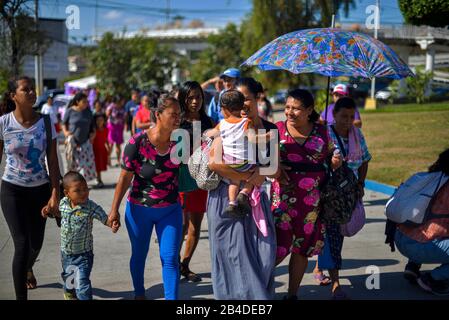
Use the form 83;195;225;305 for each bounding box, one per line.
220;68;240;79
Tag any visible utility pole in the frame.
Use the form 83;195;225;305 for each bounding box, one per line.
34;0;43;96
166;0;170;27
370;0;380;101
95;0;98;40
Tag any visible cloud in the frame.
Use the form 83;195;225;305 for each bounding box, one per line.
104;10;122;20
124;17;146;25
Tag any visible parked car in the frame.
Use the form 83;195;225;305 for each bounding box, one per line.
269;89;288;105
52;94;73;120
375;88;392;101
33;88;65;111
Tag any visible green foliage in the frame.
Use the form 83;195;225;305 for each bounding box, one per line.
190;24;244;82
406;66;433;104
0;0;50;77
387;66;433;104
89;33;185;97
128;37;186;90
398;0;449;28
89;32;132;97
314;89;329;112
0;68;10;93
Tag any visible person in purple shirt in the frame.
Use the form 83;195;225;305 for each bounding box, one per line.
320;84;362;128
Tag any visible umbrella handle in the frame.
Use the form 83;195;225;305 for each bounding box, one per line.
324;76;331;125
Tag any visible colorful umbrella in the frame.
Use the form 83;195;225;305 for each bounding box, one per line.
242;28;414;79
242;28;414;121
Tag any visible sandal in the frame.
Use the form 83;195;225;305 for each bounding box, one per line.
313;272;331;286
332;288;350;300
26;270;37;290
180;264;202;282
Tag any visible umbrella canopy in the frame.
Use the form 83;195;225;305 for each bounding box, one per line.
242;28;414;79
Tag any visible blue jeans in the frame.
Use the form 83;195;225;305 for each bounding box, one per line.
395;230;449;281
61;251;94;300
125;201;182;300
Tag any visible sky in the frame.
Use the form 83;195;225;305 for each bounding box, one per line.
38;0;404;44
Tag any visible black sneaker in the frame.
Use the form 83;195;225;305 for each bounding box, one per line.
236;193;252;216
224;204;246;218
404;261;421;284
417;272;449;296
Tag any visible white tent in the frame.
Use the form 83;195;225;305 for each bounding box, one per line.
64;76;97;90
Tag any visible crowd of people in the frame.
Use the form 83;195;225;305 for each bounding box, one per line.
0;68;448;301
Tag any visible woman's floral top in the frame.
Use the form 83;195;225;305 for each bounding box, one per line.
122;131;180;208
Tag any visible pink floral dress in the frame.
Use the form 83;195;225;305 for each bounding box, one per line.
271;121;334;258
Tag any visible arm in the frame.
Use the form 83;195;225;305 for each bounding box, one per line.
204;127;220;139
201;76;220;90
357;161;369;198
41;138;62;218
62;110;72;138
108;169;134;232
208;137;252;182
124;112;129;132
353;119;362;128
131;117;136;135
0;140;3;164
135;120;152;130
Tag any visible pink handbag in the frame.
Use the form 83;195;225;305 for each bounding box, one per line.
340;200;366;237
250;187;268;237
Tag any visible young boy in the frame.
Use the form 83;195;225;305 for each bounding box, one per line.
59;171;119;300
206;90;271;217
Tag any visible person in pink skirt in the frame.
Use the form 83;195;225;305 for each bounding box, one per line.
106;96;127;166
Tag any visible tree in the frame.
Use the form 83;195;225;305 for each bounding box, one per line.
190;23;244;82
406;66;433;104
128;36;186;90
89;32;133;97
0;0;49;78
240;0;355;91
89;32;186;96
399;0;449;28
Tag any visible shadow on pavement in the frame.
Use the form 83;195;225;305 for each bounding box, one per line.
92;273;214;300
274;258;400;278
274;271;446;300
364;199;389;207
37;282;63;289
365;218;386;224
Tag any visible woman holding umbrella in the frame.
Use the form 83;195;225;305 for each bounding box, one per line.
271;89;342;300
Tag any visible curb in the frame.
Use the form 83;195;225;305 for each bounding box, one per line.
365;179;396;196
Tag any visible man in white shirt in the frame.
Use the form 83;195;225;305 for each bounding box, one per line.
40;94;64;175
41;95;59;129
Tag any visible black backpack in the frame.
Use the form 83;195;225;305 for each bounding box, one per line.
319;126;360;224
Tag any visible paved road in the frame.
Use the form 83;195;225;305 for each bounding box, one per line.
0;130;445;300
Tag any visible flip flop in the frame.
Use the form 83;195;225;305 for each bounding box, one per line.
313;272;331;286
180;265;202;282
26;271;37;290
332;288;350;300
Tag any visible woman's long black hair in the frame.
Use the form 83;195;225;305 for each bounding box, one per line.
0;76;33;115
177;81;207;120
68;92;88;108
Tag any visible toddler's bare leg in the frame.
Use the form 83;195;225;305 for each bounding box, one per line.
228;181;240;204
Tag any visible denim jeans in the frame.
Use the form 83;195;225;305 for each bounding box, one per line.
395;230;449;281
61;251;94;300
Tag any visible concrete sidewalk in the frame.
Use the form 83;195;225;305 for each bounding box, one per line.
0;143;446;300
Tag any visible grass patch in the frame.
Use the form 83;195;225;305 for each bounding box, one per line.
363;110;449;186
360;101;449;113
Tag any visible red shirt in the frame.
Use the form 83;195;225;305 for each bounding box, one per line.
135;107;151;124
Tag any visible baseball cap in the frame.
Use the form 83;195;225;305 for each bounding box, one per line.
333;84;349;96
220;68;241;79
